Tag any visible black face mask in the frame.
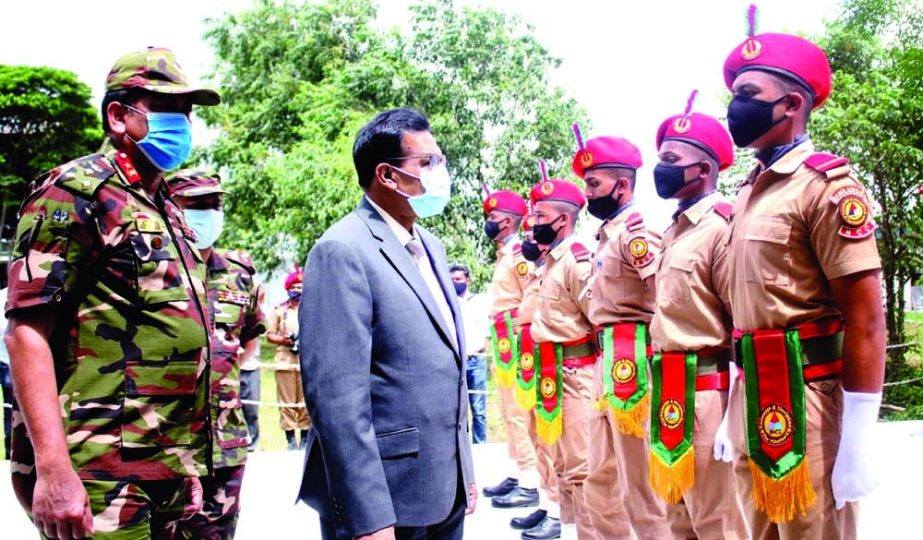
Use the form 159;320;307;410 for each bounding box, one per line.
484;219;502;240
727;94;791;148
532;215;564;246
521;240;543;262
653;163;702;200
586;182;623;220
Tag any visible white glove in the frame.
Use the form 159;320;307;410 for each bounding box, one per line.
713;362;739;462
832;390;882;509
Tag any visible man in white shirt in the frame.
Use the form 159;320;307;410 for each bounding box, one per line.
450;263;491;444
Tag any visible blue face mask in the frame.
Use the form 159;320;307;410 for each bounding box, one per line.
393;163;452;219
127;106;193;171
183;209;224;249
453;281;468;296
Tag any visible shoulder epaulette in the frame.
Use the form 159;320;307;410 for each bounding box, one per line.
626;212;645;232
219;248;257;274
712;201;733;222
41;154;115;202
570;241;591;262
511;242;522;255
804;152;851;180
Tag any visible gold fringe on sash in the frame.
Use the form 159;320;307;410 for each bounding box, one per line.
536;414;562;446
495;367;516;389
515;385;536;411
748;457;817;523
649;448;695;504
599;392;650;438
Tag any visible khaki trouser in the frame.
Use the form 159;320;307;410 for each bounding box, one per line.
555;365;596;539
584;359;670;540
667;390;749;540
275;349;310;431
729;376;858;540
498;383;538;471
528;409;560;503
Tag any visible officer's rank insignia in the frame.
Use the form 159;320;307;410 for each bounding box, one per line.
51;209;69;223
182;226;199;242
830;186;876;239
627;236;654;267
516;261;529;276
135;213;165;234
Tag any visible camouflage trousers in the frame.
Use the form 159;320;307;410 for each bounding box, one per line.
170;465;245;540
15;474;187;539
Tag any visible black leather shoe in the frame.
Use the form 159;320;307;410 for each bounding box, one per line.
482;477;518;498
492;487;539;508
522;516;561;539
511;508;547;530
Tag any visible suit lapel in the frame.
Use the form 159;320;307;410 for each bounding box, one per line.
357;200;459;358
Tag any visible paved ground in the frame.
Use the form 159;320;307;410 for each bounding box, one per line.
3;420;922;538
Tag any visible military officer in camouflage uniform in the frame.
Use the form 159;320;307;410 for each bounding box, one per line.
3;47;219;539
166;169;267;539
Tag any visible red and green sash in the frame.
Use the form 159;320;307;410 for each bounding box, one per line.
515;324;537;411
490;309;519;389
649;352;696;504
598;323;650;437
535;342;563;445
739;328;815;523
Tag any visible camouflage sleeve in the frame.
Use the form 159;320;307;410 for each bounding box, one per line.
241;282;267;344
5;184;96;316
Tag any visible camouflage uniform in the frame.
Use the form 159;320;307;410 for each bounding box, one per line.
4;48;219;538
165;171;267;539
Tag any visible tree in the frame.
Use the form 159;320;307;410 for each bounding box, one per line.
812;0;923;357
0;66;102;245
201;0;589;281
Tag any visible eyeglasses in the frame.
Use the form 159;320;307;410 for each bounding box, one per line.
383;153;447;170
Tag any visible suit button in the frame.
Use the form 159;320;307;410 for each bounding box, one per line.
457;423;462;431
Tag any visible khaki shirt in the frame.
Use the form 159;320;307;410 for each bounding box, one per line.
726;141;882;331
650;194;733;352
518;263;544;326
588;208;661;327
489;236;532;315
531;235;594;344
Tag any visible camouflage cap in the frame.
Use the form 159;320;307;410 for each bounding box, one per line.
166;168;230;198
106;47;220;106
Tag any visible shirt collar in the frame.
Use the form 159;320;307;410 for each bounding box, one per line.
206;249;230;273
676;192;720;226
365;195;416;247
548;234;573;261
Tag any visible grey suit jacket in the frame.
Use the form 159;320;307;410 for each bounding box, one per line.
297;198;475;539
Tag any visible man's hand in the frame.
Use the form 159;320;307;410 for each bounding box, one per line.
181;477;204;520
465;483;478;515
31;467;94;540
357;526;396;540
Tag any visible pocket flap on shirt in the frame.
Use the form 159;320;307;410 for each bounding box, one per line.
376;427;420;459
669;255;697;272
744;219;792;245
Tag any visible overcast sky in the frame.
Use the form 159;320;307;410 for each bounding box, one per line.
0;0;840;234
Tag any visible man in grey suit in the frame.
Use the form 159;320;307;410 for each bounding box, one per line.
298;108;477;540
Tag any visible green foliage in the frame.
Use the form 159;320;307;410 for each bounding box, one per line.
812;0;923;362
0;65;102;235
201;0;588;280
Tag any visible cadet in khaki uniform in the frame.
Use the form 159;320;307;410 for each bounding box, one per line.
4;48;218;538
528;179;596;540
267;268;310;450
167;169;267;539
646;97;749;539
573;131;670;539
720;14;885;539
481;191;542;510
510;214;562;537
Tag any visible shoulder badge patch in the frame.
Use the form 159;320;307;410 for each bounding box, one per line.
516;261;530;277
830;186;876;239
627;234;655;268
713;201;733;221
570;242;591;263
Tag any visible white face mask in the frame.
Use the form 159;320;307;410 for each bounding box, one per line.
183;209;225;249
